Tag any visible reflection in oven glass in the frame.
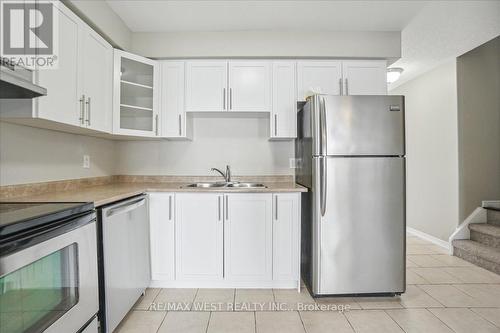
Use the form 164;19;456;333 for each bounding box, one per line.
0;243;79;333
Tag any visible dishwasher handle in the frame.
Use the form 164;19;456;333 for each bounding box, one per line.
106;197;146;218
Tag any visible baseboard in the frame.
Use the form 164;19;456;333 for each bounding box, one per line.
407;226;451;253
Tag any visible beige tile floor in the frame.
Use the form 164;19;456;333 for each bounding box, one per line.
116;234;500;333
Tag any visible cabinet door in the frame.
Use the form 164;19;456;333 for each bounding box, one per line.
273;193;300;281
297;61;342;101
224;193;273;281
271;62;296;138
113;50;160;137
35;3;80;126
175;193;224;280
149;193;175;281
161;61;189;138
342;60;387;95
185;61;227;112
81;28;113;133
228;61;271;112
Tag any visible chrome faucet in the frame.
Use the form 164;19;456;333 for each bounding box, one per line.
211;165;232;183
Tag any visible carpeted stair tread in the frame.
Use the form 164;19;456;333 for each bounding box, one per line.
469;223;500;238
452;239;500;263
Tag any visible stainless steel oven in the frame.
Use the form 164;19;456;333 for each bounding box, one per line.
0;203;99;333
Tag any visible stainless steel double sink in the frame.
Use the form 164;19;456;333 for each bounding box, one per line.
183;182;266;189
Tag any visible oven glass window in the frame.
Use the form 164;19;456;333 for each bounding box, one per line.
0;243;79;333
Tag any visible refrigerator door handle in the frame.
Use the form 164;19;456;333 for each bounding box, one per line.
319;97;327;155
320;156;327;217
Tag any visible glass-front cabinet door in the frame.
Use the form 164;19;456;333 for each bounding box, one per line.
113;50;160;137
0;245;79;333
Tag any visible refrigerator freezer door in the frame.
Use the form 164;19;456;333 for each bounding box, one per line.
313;156;405;295
311;95;405;156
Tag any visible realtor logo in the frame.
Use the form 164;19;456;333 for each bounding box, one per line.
1;0;58;69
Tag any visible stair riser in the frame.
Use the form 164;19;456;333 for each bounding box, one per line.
454;247;500;275
470;230;500;249
488;210;500;225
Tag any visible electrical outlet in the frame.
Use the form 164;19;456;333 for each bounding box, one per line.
83;155;90;169
289;158;297;169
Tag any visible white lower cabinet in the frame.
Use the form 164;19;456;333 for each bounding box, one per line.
149;192;300;288
149;193;175;281
273;193;300;281
175;193;224;281
224;193;273;281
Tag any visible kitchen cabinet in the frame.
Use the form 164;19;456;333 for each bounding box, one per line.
113;50;160;137
185;60;271;112
297;61;342;101
271;61;297;139
35;2;80;127
149;193;175;281
297;60;387;100
228;61;271;112
160;61;192;139
175;193;224;280
273;193;300;281
80;26;113;133
185;61;228;112
342;60;387;95
224;193;273;281
2;2;113;133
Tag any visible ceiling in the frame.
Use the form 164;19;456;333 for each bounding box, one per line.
106;0;427;32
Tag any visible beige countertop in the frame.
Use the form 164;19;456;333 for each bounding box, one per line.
1;180;307;207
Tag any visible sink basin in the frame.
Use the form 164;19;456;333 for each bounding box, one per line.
227;182;267;188
184;182;227;188
183;182;267;189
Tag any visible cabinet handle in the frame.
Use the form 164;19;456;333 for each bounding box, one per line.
274;114;278;136
345;78;349;96
85;97;91;126
339;78;343;95
225;196;228;220
178;114;182;136
229;88;232;110
223;88;226;110
155;114;159;136
218;196;221;221
79;95;85;125
275;195;278;220
168;195;172;220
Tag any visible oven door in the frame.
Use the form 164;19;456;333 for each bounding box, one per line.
0;220;98;333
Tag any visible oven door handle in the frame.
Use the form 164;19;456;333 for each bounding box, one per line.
106;198;146;218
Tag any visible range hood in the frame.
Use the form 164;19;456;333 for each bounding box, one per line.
0;62;47;98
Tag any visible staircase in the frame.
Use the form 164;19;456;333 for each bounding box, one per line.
453;207;500;274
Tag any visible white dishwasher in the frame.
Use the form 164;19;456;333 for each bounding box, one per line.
99;195;151;333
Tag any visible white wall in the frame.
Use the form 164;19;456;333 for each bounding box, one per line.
391;60;459;241
63;0;132;50
115;115;294;176
131;31;400;62
0;122;116;186
457;36;500;221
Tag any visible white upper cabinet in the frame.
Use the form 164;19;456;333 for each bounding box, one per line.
175;193;224;281
273;193;300;282
228;61;271;112
224;193;273;281
271;61;297;139
297;61;342;101
35;2;80;127
160;61;191;139
149;193;175;281
342;60;387;95
113;50;160;137
80;27;113;133
185;61;228;112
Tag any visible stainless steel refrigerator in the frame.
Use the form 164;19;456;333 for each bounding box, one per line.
296;95;406;296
